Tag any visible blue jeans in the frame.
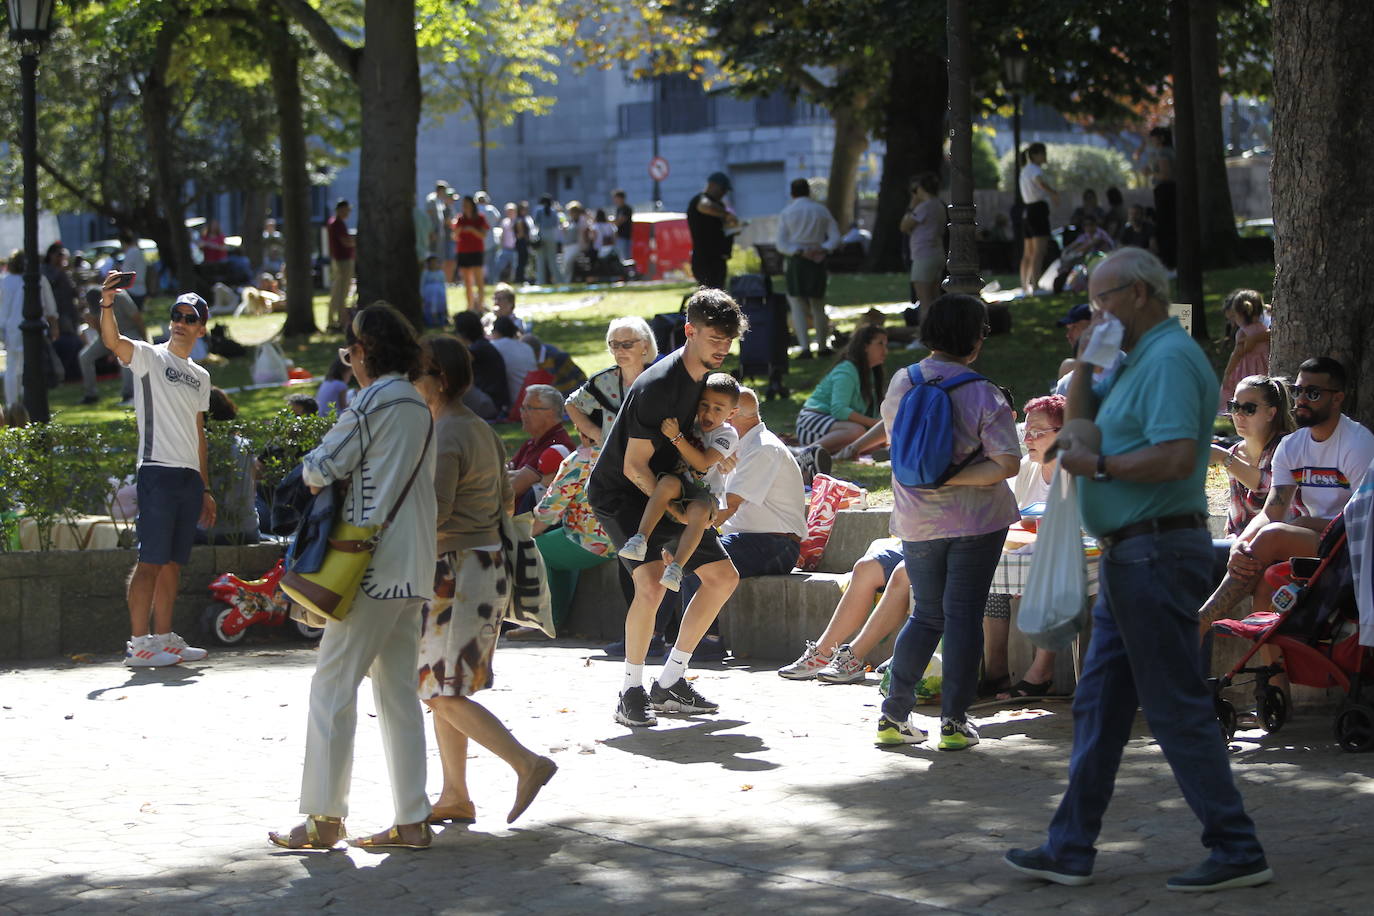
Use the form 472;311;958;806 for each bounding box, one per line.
679;531;800;621
881;528;1007;724
494;247;516;283
1044;527;1264;872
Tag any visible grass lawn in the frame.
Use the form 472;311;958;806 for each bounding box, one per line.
40;261;1275;503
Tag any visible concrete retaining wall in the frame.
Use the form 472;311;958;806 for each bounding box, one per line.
0;544;284;661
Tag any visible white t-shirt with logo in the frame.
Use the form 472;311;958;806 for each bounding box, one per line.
123;340;211;471
689;421;740;498
1272;414;1374;520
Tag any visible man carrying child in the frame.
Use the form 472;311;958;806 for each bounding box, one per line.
588;288;746;728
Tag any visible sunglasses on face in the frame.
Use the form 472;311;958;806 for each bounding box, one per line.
608;339;642;351
1289;384;1340;402
169;310;201;325
1227;400;1260;416
1023;426;1060;441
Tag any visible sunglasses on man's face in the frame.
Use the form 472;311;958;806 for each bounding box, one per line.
1227;400;1260;416
1289;384;1340;403
169;310;201;325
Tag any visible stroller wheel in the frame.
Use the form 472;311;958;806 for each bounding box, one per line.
1258;685;1289;733
1215;696;1238;742
1335;703;1374;753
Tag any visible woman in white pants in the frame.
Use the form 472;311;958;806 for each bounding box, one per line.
270;304;438;850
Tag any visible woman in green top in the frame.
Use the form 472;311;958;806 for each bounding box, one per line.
794;324;887;455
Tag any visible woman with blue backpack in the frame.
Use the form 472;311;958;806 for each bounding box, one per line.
874;294;1021;751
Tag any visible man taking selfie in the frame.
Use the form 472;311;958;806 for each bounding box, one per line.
98;273;215;667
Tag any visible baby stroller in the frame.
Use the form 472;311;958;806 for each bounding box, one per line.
1209;515;1374;751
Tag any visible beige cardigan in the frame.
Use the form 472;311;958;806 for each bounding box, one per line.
434;404;514;554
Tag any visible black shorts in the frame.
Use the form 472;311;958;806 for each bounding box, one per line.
593;490;728;573
1024;200;1051;239
456;250;483;268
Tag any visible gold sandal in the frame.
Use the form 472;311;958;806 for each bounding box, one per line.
268;815;345;850
347;823;433;850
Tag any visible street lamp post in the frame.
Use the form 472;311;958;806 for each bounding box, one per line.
943;0;982;296
650;74;662;211
1003;49;1027;250
7;0;55;423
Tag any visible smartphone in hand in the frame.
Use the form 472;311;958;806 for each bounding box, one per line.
109;271;136;290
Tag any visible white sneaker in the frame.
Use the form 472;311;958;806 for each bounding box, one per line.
817;644;866;684
158;632;208;662
778;640;830;680
124;635;181;667
620;533;648;561
660;562;684;592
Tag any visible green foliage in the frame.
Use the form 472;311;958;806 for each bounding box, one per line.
998;143;1135;195
972;131;1000;190
0;410;331;552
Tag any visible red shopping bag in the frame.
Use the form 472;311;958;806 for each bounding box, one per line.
798;473;867;571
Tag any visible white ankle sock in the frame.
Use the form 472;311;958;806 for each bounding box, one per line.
657;648;691;688
622;662;644;695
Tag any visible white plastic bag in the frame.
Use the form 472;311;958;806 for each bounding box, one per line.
252;341;289;385
1018;467;1089;651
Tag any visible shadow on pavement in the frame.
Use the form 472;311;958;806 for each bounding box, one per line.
600;718;780;771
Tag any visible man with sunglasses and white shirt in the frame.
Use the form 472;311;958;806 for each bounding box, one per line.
99;276;214;667
1201;357;1374;625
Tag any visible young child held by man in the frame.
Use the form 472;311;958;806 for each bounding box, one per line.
619;373;741;591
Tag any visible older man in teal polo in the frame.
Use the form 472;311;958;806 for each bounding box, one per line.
1004;247;1270;893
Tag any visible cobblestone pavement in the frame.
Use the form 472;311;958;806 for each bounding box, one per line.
2;639;1372;914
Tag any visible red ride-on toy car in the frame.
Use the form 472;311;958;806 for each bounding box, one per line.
202;557;323;646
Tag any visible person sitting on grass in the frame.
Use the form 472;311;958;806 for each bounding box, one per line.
619;372;741;592
793;324;887;459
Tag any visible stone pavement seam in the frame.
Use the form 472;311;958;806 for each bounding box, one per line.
551;823;977;914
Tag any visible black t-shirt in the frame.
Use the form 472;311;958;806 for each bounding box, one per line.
469;338;510;413
1120;223;1155;251
686;192;728;260
588;349;705;510
615;204;634;240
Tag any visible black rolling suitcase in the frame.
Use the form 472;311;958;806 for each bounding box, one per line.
729;274;790;400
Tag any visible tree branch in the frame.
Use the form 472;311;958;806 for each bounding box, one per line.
273;0;361;79
36;151;124;222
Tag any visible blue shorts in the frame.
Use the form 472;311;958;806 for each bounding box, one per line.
136;465;204;566
861;541;904;586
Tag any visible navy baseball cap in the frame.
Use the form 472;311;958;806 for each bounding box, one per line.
1056;303;1092;326
172;292;209;324
707;171;732;192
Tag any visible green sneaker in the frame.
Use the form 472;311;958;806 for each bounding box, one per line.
875;715;926;746
938;717;980;751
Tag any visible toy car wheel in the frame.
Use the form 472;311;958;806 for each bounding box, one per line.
1335;703;1374;753
201;603;247;646
1215;696;1237;742
293;618;324;641
1258;685;1288;733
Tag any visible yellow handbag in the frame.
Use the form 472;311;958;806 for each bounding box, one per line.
281;422;432;625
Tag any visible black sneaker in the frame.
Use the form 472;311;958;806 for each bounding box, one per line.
649;677;719;714
1004;847;1093;887
614;686;657;727
1166;858;1273;892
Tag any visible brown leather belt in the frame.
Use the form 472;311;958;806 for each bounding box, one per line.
1097;512;1208;550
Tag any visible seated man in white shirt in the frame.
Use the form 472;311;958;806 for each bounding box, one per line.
677;388;807;653
1201;357;1374;625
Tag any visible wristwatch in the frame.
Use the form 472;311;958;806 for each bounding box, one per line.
1093;454;1112;483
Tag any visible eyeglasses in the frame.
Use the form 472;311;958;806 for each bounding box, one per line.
1023;426;1060;441
1288;384;1341;402
1227;400;1261;416
520;405;551;412
608;339;642;350
337;346;353;367
169;310;201;325
1091;280;1135;310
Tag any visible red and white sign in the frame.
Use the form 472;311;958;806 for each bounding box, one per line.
648;156;670;182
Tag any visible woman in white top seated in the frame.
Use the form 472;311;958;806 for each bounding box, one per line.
982;394;1065;699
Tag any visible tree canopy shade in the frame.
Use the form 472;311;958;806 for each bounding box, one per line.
1270;0;1374;428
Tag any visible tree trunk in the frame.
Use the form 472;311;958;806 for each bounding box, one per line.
478;112;489;197
1190;0;1239;269
1169;0;1207;342
868;48;946;274
355;0;421;325
265;8;319;337
1271;0;1374;425
142;27;196;294
241;189;268;270
824;90;869;231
